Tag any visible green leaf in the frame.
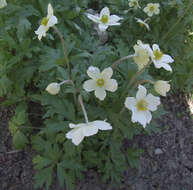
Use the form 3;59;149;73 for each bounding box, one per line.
13;130;28;150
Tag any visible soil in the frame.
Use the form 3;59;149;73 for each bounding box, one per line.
0;93;193;190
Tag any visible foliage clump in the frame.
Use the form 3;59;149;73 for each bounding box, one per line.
0;0;192;189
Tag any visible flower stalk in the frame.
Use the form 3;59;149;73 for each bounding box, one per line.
78;95;89;123
111;54;135;69
53;26;70;76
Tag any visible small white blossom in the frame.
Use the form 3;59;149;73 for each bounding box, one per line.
66;121;112;145
0;0;7;8
35;4;58;40
87;7;123;32
135;18;150;31
143;3;160;17
83;66;118;101
150;44;174;72
125;85;160;128
154;80;170;96
133;40;152;70
128;0;141;9
46;82;60;95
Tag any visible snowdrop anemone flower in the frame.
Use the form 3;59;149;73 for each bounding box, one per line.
0;0;7;8
143;3;160;17
135;18;150;31
128;0;141;9
35;4;58;40
87;7;123;32
83;66;118;101
150;44;174;72
66;121;112;146
125;85;160;128
154;80;170;96
133;40;152;70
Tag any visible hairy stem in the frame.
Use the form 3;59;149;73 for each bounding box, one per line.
53;26;71;76
53;26;77;104
111;54;135;69
78;95;89;123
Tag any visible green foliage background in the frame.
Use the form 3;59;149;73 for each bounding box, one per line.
0;0;192;189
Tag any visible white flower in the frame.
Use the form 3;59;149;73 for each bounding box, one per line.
128;0;141;9
125;85;160;128
150;44;174;72
133;40;152;70
143;3;160;17
46;82;60;95
135;18;150;31
35;4;58;40
66;121;112;146
154;80;170;96
83;66;118;101
87;7;123;32
0;0;7;8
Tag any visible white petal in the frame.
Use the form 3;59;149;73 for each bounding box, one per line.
92;120;112;130
101;67;113;79
145;93;160;111
82;124;98;137
108;15;122;25
98;24;108;32
153;61;172;72
71;129;85;146
47;16;58;27
94;88;106;101
83;79;97;92
162;54;174;63
152;44;160;51
144;110;152;124
35;25;47;40
87;13;101;24
100;7;110;18
47;3;54;18
69;123;77;128
131;108;151;128
147;12;153;17
136;85;147;100
87;66;100;80
125;97;136;111
143;7;149;13
105;79;118;92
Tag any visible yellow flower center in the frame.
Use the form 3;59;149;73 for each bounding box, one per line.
139;23;144;27
133;1;137;6
149;5;155;12
96;78;105;87
153;49;163;60
100;15;109;24
41;17;49;26
137;99;148;111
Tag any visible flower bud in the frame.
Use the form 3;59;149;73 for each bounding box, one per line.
0;0;7;8
133;40;151;70
154;80;170;96
46;83;60;95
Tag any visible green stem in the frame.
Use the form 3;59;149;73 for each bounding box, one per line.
53;26;71;76
53;26;77;105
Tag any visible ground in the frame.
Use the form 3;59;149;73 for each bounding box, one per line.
0;93;193;190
